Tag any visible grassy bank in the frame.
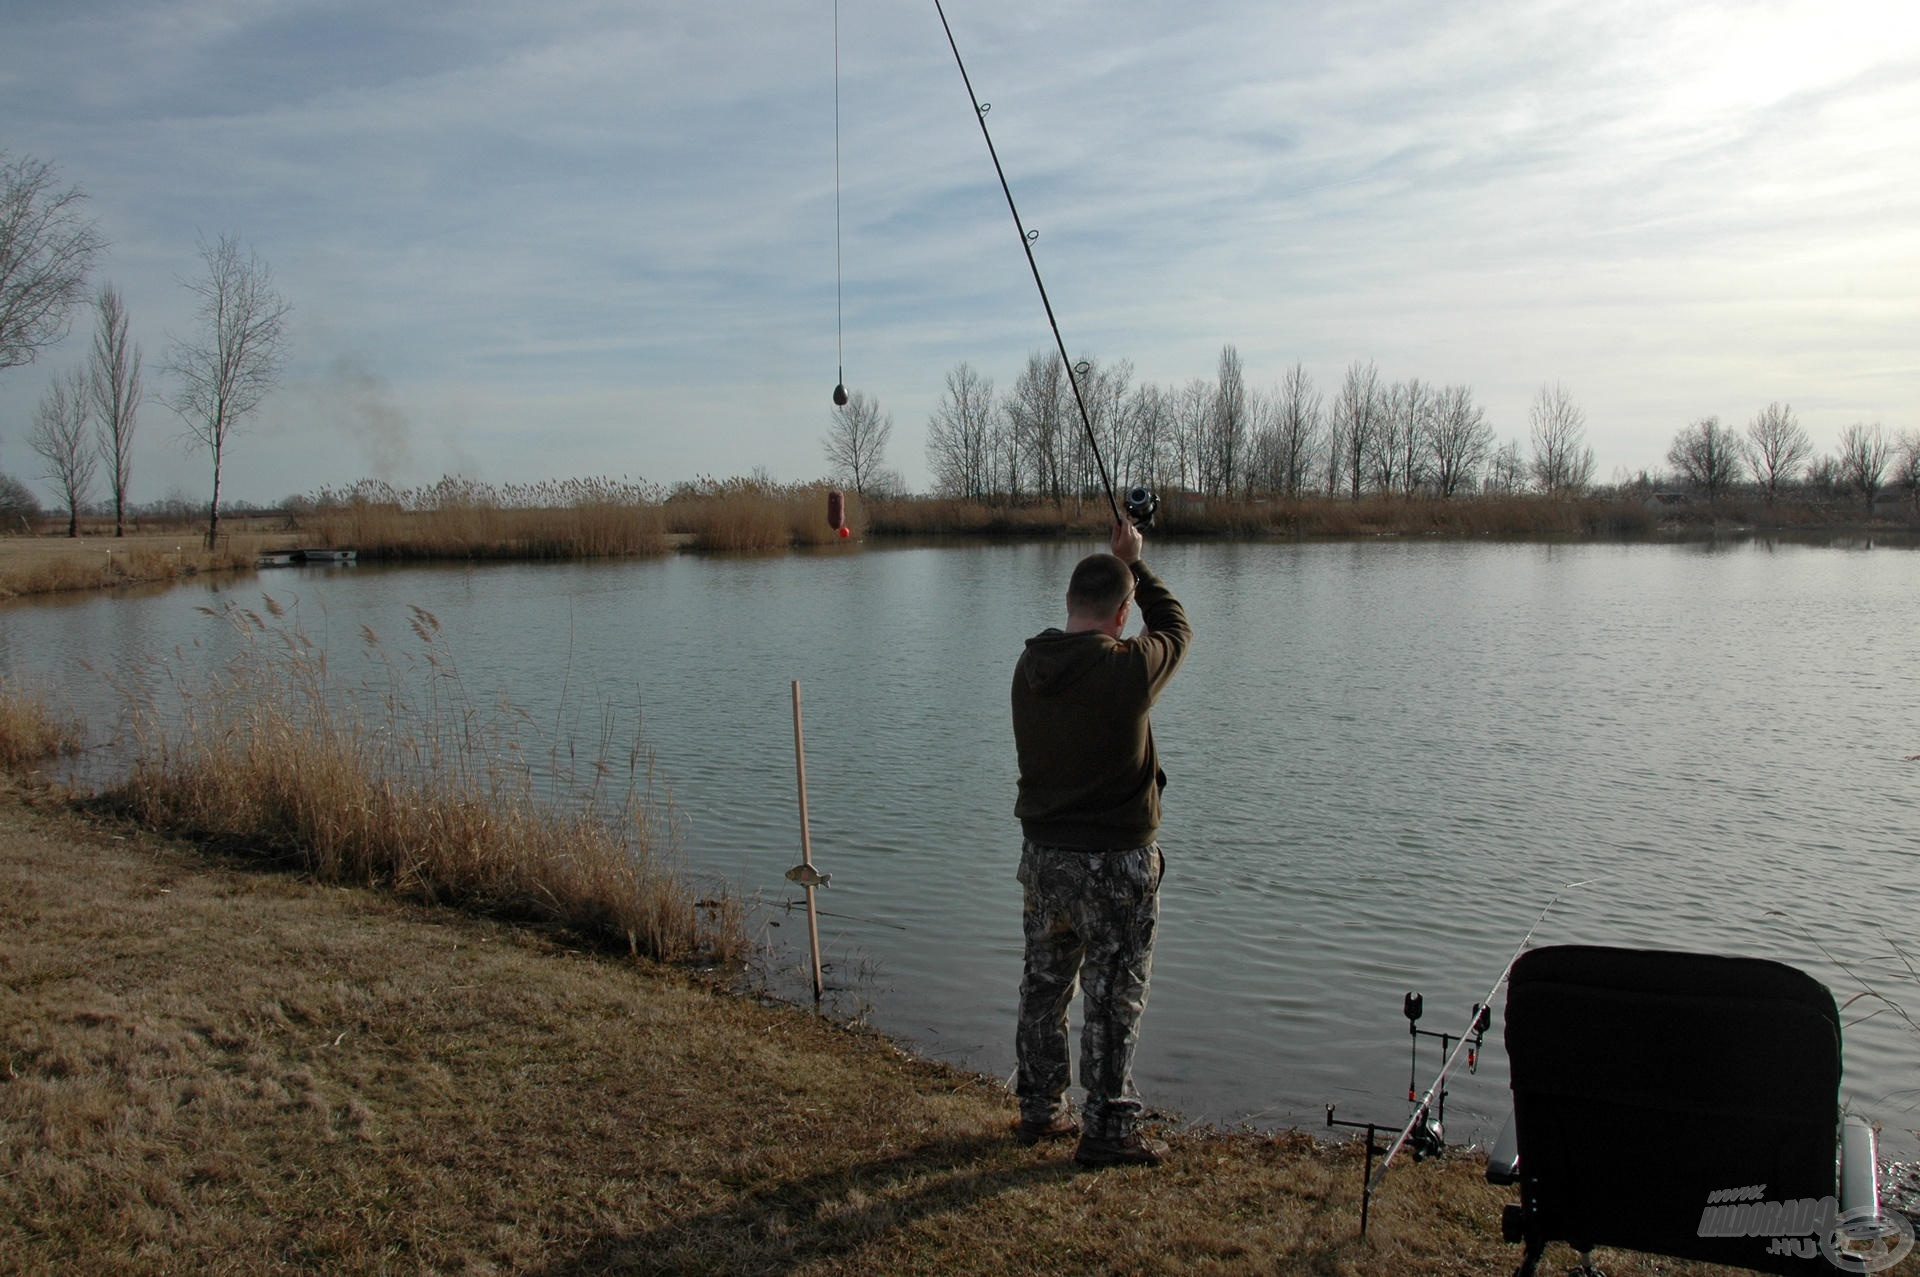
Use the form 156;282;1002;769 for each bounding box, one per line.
0;532;264;599
6;782;1866;1276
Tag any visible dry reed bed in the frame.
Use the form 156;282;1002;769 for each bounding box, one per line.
0;681;84;771
4;597;741;967
867;493;1660;539
664;475;864;551
298;477;669;561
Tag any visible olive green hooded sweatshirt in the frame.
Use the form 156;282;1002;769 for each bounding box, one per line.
1011;561;1192;850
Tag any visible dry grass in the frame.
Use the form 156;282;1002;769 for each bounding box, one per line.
296;477;670;561
664;476;863;551
0;532;264;599
83;596;741;967
4;783;1895;1276
867;497;1087;538
0;681;84;771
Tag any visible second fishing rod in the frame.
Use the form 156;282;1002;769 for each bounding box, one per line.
931;0;1156;531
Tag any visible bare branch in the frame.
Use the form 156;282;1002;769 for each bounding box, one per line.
0;153;107;370
161;233;292;548
822;390;893;497
88;283;143;536
1527;382;1595;496
28;368;96;536
1666;415;1747;500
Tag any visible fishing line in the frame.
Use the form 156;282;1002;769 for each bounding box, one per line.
831;0;849;407
780;898;910;932
1366;877;1602;1197
931;0;1122;524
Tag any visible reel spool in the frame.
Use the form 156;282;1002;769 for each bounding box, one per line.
1124;486;1160;529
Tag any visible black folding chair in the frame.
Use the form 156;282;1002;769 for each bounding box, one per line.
1485;944;1906;1276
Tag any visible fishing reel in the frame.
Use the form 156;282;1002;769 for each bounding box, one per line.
1402;991;1490;1160
1124;485;1159;529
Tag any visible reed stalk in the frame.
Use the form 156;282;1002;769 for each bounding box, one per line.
297;476;669;561
664;475;861;550
0;680;84;770
98;597;742;965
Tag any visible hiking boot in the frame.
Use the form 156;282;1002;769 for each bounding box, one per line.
1013;1112;1080;1146
1073;1131;1168;1168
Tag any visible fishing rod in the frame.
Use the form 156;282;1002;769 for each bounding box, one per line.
1359;879;1602;1219
931;0;1128;527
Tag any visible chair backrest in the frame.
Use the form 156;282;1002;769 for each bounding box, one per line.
1505;944;1842;1275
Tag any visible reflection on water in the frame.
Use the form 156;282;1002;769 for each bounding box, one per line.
4;538;1917;1155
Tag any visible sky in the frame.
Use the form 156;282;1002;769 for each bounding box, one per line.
1;0;1917;507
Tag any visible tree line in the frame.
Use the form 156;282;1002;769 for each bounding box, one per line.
0;151;291;545
912;345;1600;506
1664;409;1919;508
903;346;1916;510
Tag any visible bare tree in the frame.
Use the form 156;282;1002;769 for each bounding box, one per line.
1428;384;1493;497
1335;360;1381;498
988;402;1023;502
1892;429;1920;512
1007;351;1069;503
88;283;143;536
1126;381;1172;498
1270;363;1322;498
1486;439;1527;494
162;234;292;548
1835;422;1891;506
1371;378;1433;496
1398;378;1435;495
1666;415;1746;500
823;388;893;497
1;153;106;371
1744;402;1810;503
1083;356;1143;501
28;369;96;537
925;362;996;500
1321;395;1346;497
1527;382;1595;496
1805;453;1841;499
1209;344;1249;498
0;473;39;528
1170;377;1211;496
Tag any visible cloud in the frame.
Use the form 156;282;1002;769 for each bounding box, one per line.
1;0;1916;499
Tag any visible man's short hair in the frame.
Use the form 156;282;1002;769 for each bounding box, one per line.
1067;552;1134;618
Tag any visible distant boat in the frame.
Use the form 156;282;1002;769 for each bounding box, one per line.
296;548;358;565
256;551;298;568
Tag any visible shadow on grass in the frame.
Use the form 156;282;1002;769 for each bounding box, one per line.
530;1132;1082;1275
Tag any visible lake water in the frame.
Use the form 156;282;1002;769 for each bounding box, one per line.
5;536;1917;1158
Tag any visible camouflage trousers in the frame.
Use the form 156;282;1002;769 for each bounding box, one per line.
1014;839;1163;1141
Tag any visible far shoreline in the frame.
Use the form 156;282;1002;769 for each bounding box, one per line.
3;487;1917;602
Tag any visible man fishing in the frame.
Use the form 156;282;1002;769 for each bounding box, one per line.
1011;518;1192;1168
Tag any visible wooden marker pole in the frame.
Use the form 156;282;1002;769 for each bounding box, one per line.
791;680;826;1001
